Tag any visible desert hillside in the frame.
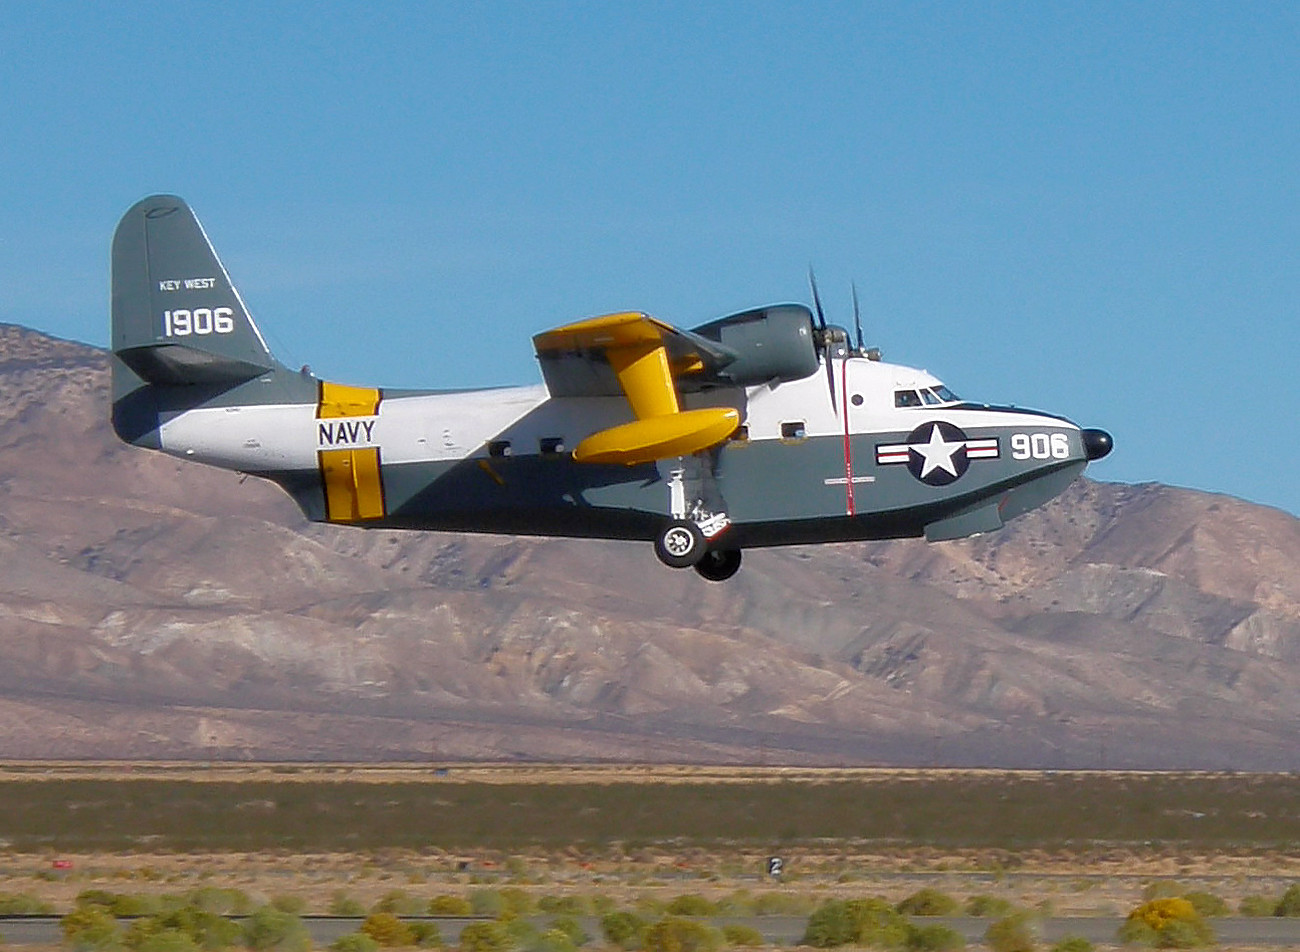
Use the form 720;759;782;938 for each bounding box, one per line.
0;324;1296;767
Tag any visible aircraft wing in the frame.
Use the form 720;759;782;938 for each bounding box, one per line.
532;312;741;464
533;311;737;400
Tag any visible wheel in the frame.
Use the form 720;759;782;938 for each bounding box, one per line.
694;548;742;581
654;519;706;568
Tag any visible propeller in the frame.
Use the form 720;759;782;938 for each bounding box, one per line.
808;267;836;411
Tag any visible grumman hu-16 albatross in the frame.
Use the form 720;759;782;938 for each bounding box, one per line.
111;195;1113;581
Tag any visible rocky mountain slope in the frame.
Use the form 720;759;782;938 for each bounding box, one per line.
0;324;1296;767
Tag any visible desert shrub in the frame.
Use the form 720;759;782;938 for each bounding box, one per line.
720;925;762;948
77;894;134;915
468;889;532;920
965;896;1013;918
499;889;535;919
1049;937;1093;952
241;907;311;952
458;921;514;952
1238;895;1275;917
590;896;617;916
62;906;125;952
802;898;910;949
897;890;959;917
1118;899;1213;948
538;896;587;916
533;930;577;952
665;896;716;917
270;896;306;915
184;890;253;916
634;898;668;918
1180;892;1226;918
906;924;963;952
374;892;427;917
332;893;368;917
132;930;199;952
1141;883;1186;902
1156;920;1212;949
547;916;587;947
984;914;1037;952
601;911;647;950
1277;884;1300;917
411;923;444;949
332;935;381;952
362;913;416;948
124;907;240;951
429;896;473;917
469;892;506;919
642;918;721;952
0;892;55;915
503;920;539;950
1116;920;1158;948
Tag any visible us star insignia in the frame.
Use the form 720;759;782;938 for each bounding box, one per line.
876;421;999;486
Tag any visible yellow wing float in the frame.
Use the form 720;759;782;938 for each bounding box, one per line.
533;312;740;466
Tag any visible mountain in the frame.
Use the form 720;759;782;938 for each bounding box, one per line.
0;323;1296;768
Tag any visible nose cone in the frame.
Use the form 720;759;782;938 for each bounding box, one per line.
1082;428;1113;461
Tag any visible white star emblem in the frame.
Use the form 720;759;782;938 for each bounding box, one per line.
911;424;964;479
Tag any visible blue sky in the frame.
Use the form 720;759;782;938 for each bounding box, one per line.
2;2;1297;515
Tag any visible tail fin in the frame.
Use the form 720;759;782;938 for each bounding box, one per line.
111;195;285;387
111;195;309;445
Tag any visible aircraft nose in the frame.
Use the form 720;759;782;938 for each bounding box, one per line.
1082;428;1113;461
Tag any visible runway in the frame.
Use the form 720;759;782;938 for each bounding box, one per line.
5;915;1300;946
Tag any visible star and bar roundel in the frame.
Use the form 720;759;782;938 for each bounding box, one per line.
875;421;1000;486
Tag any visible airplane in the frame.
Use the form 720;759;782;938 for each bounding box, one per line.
110;195;1113;582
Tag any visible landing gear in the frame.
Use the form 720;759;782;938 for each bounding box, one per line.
694;548;742;582
655;452;741;577
654;519;706;568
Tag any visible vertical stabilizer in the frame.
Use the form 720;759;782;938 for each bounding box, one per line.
111;195;283;388
110;195;313;446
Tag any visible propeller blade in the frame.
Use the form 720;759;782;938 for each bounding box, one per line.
808;267;827;331
809;268;836;410
852;283;864;354
824;343;837;412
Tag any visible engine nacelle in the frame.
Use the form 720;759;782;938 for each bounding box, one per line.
691;304;820;387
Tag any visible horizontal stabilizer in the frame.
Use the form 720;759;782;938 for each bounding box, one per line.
573;407;740;465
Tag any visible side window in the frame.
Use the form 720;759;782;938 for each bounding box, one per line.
895;390;922;408
488;440;512;457
921;389;942;405
539;437;566;455
730;425;750;443
780;421;807;441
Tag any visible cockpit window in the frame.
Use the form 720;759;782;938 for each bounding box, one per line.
921;389;942;405
894;390;923;408
933;384;959;402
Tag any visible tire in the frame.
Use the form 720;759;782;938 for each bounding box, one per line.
694;548;742;581
654;519;706;568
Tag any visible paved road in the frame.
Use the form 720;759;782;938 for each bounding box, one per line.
6;915;1300;946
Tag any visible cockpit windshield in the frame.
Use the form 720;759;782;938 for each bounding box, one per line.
894;384;960;408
